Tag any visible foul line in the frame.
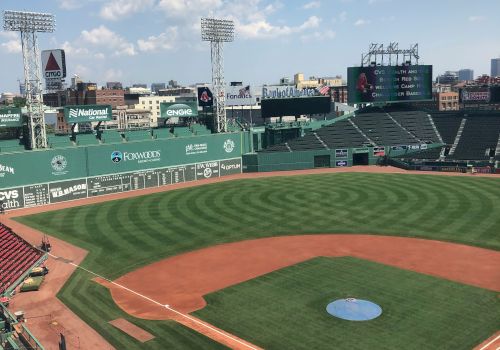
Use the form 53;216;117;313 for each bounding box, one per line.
48;252;260;350
477;334;500;350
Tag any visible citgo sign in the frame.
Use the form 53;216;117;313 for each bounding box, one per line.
160;102;198;118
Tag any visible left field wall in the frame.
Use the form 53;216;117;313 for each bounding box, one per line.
0;132;248;211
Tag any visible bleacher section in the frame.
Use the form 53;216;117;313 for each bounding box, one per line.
76;133;99;146
101;130;124;144
191;124;211;136
124;130;152;142
47;134;73;148
388;110;441;143
174;127;193;137
431;113;463;144
153;128;175;139
317;119;371;149
451;114;500;160
0;224;45;296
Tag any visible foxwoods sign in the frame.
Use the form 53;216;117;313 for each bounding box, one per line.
262;85;319;99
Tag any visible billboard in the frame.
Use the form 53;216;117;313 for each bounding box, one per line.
197;87;213;107
460;86;500;103
261;96;331;118
42;49;66;91
0;107;22;127
347;65;432;103
225;85;257;106
160;102;198;118
262;85;319;99
64;105;112;123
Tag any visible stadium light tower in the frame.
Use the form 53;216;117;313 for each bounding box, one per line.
201;17;234;133
3;10;55;149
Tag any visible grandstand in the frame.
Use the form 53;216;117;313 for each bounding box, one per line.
0;224;47;296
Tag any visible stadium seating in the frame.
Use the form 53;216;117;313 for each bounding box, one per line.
431;112;463;145
153;128;175;139
191;124;212;135
0;224;45;296
174;127;194;137
0;139;26;153
451;115;500;160
124;130;153;142
47;134;73;148
388;110;441;143
101;130;124;144
76;133;99;146
316;119;372;149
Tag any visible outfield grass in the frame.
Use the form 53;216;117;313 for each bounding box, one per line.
195;257;500;350
14;173;500;349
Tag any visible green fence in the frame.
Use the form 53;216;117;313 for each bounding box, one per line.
0;133;248;211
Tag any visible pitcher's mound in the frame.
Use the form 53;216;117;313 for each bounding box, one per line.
326;298;382;321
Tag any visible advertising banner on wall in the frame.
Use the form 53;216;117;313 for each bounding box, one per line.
197;87;213;107
347;65;432;103
262;85;320;99
0;107;22;127
373;146;386;157
225;85;257;106
460;88;490;103
42;49;66;91
160;102;198;118
64;105;112;123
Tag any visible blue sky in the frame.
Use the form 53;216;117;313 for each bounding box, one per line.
1;0;499;93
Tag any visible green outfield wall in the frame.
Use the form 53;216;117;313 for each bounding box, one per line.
0;133;246;211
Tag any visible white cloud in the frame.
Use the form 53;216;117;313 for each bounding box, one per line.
61;41;90;56
137;27;178;52
81;25;136;56
468;15;486;22
300;29;335;42
238;16;321;39
59;0;83;10
303;1;320;9
158;0;222;19
0;33;21;53
104;68;123;81
100;0;155;20
354;18;370;26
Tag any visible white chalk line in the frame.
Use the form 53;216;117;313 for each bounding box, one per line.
477;334;500;350
48;252;260;350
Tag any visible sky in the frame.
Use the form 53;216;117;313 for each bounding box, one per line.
0;0;499;93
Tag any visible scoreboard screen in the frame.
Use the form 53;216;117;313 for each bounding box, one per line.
261;96;331;118
347;65;432;103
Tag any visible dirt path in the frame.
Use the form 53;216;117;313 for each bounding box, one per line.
2;166;499;350
106;234;500;319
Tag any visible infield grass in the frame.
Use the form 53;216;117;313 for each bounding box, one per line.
14;173;500;349
195;257;500;350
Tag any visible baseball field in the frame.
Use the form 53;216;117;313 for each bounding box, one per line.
11;171;500;349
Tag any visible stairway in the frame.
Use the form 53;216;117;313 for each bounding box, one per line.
449;118;466;155
385;112;421;143
427;114;444;144
348;118;375;146
313;132;329;150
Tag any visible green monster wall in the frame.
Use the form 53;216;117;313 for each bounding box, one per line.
0;133;247;211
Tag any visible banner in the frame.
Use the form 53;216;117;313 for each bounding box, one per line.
42;49;66;91
262;85;319;99
225;85;257;106
347;65;432;103
335;149;348;158
0;107;22;127
64;105;112;123
160;102;198;118
373;146;385;157
197;87;213;107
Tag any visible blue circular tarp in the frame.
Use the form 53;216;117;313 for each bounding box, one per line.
326;298;382;321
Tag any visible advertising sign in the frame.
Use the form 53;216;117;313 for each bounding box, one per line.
461;88;490;102
49;179;88;203
336;160;348;167
262;85;319;99
335;149;348;159
160;102;198;118
42;49;66;91
373;146;386;157
347;65;432;103
197;87;213;107
64;105;112;123
225;85;257;106
0;107;22;127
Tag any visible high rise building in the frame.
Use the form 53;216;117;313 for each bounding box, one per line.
491;58;500;77
458;69;474;81
151;83;166;94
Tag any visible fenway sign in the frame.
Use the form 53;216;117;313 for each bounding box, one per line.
64;105;112;123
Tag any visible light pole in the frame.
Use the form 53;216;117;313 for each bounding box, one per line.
3;10;55;149
201;17;234;133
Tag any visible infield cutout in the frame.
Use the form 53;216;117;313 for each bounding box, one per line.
326;298;382;321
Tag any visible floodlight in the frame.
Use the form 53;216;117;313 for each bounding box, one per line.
201;18;234;133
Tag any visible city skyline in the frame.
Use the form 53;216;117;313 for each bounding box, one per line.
1;0;499;93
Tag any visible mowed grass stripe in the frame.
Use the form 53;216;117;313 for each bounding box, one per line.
14;172;500;350
195;257;500;350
